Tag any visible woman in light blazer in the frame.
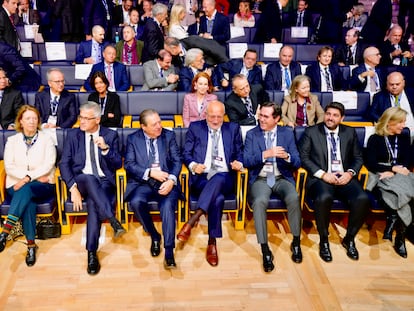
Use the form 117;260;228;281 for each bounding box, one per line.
281;75;324;127
182;72;217;127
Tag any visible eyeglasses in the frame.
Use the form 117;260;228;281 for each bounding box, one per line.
50;80;65;84
79;116;97;121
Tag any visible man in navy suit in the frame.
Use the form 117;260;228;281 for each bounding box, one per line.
215;49;262;91
0;0;20;50
177;100;244;266
60;101;125;275
198;0;230;45
305;46;344;92
368;72;414;126
349;46;384;93
264;45;301;91
287;0;312;27
34;68;77;128
124;109;182;270
333;28;365;66
76;25;109;64
299;102;370;262
244;102;302;272
141;3;168;64
84;45;130;92
83;0;113;40
379;25;413;66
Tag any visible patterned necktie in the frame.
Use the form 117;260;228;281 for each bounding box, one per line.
284;67;291;89
297;12;303;27
207;18;214;33
207;130;219;180
394;95;400;107
266;131;275;188
106;65;113;89
330;132;337;160
148;138;156;165
369;68;377;92
244;97;254;117
346;46;353;65
324;67;332;91
90;135;99;177
51;96;58;116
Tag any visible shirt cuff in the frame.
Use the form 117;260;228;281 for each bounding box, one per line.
284;153;291;163
314;169;325;179
189;161;197;174
168;174;177;185
143;168;150;180
347;169;356;176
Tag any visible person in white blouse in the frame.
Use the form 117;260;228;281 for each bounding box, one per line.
168;3;189;40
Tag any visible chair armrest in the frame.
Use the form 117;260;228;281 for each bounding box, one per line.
0;161;6;202
358;165;368;190
123;115;132;128
72;118;80;128
116;167;127;224
174;115;184;128
234;168;248;230
295;167;307;210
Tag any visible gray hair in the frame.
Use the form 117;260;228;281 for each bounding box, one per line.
152;3;168;16
46;68;63;81
185;48;203;66
80;101;101;118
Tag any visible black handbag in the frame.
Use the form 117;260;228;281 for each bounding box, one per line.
36;218;61;239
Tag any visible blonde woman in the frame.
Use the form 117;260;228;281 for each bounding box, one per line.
168;4;188;39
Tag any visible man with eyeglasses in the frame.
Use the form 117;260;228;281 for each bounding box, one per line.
60;101;125;275
34;68;77;128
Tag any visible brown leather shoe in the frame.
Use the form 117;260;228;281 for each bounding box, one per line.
206;243;218;266
177;223;192;242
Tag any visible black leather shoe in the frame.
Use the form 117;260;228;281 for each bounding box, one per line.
111;219;126;238
383;214;398;241
0;232;7;253
319;242;332;262
25;245;38;267
290;243;303;263
164;257;177;270
150;240;161;257
394;239;407;258
262;252;274;272
87;251;100;275
341;239;359;260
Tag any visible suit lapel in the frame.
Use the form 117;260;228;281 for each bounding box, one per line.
317;124;328;166
221;123;231;164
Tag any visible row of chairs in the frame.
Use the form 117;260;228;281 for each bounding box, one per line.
0;124;393;237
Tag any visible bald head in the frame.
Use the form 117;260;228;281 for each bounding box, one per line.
363;46;381;67
387;72;405;96
206;100;225;130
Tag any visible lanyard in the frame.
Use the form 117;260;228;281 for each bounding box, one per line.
328;132;338;160
385;136;398;165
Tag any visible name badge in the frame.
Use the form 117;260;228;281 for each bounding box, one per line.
151;163;161;170
213;156;224;167
331;159;342;173
47;115;57;125
263;162;274;173
393;58;401;66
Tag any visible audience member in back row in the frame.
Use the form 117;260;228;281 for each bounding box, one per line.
264;45;301;92
287;0;312;28
225;74;269;126
233;0;255;28
168;4;189;40
0;0;20;51
141;49;179;91
198;0;230;45
281;75;324;128
343;2;367;29
12;0;40;26
253;0;287;43
88;71;122;128
183;72;218;127
129;7;144;40
34;68;77;129
379;25;413;67
333;28;365;67
305;46;344;92
115;25;144;65
83;0;114;41
368;72;414;133
359;0;392;46
84;45;130;92
0;68;24;130
365;107;414;259
112;0;133;26
215;49;263;91
0;105;56;267
76;25;109;64
349;46;384;93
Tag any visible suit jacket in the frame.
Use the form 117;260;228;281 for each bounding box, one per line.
253;0;282;42
54;0;83;36
368;88;414;122
83;0;114;35
141;18;164;64
318;0;351;43
112;5;126;26
34;89;77;128
360;0;392;46
183;120;243;186
84;61;130;91
187;22;198;36
264;61;302;91
0;42;41;91
60;127;122;189
123;128;182;200
199;12;230;45
287;9;313;27
177;65;219;92
88;91;122;128
298;123;364;189
225;84;269;125
183;93;218;127
12;9;40;25
180;35;229;66
141;59;177;91
333;42;365;66
115;39;144;64
281;93;324;126
0;87;24;129
349;64;385;92
215;59;263;89
379;39;412;66
305;62;344;92
243;125;301;186
75;40;109;64
0;7;19;50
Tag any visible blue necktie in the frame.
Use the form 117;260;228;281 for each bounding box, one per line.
266;132;275;188
148;138;156;165
330;132;337;160
284;68;291;89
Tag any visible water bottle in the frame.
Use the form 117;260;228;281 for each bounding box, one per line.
401;57;407;66
115;31;119;43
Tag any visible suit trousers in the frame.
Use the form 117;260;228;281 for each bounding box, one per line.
191;172;233;238
75;174;115;251
308;178;370;240
7;181;55;241
249;177;301;244
128;183;179;249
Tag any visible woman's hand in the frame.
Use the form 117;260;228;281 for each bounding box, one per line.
392;165;410;176
379;171;394;180
37;175;49;183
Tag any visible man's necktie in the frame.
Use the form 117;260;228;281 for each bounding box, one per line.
9;15;15;29
297;12;303;27
346;46;353;65
330;132;337;160
159;69;164;78
106;65;113;89
394;95;400;107
90;135;99;177
207;18;213;33
244;97;254;117
148;138;156;165
266;131;275;188
324;67;332;91
207;130;218;180
96;44;102;63
51;96;58;115
284;67;291;89
369;68;377;92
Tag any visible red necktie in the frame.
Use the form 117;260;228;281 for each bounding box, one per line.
9;15;15;29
